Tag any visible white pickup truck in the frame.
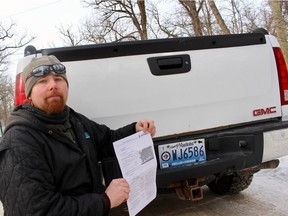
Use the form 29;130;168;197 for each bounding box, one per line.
15;28;288;201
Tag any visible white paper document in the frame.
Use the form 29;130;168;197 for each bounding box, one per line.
113;131;157;216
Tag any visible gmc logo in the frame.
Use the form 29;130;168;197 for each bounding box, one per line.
253;106;277;117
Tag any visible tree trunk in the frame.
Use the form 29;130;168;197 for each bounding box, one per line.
269;0;288;64
137;0;148;40
179;0;203;36
208;0;230;34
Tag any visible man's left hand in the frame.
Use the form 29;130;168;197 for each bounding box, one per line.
135;120;156;137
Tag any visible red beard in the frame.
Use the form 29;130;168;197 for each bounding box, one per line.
43;91;66;114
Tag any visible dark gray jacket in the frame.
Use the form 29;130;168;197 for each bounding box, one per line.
0;104;136;216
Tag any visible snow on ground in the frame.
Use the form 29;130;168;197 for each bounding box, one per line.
246;155;288;212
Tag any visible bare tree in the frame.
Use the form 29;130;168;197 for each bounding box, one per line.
149;1;189;38
208;0;230;34
0;75;14;126
82;0;148;41
178;0;205;36
269;0;288;63
57;25;84;46
0;21;34;125
58;0;286;54
230;0;244;33
176;0;260;36
137;0;148;39
82;14;138;43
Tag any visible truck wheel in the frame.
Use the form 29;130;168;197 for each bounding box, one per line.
207;173;253;195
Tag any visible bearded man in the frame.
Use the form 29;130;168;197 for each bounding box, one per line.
0;55;156;216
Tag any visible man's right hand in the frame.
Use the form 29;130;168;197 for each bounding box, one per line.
105;178;130;208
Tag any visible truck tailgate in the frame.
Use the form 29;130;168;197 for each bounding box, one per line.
46;34;281;137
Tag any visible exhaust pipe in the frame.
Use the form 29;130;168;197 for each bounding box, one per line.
240;159;280;175
258;159;280;169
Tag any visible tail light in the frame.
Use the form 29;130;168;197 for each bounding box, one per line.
274;47;288;105
14;72;27;106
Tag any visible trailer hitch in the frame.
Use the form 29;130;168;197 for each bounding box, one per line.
172;177;205;201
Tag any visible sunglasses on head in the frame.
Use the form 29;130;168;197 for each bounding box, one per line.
25;64;66;82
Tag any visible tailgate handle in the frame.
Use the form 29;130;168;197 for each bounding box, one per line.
147;54;191;76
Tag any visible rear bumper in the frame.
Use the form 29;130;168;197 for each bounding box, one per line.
155;120;288;187
102;120;288;187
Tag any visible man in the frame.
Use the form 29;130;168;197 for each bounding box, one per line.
0;55;156;215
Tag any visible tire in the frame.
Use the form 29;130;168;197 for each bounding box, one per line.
207;172;253;195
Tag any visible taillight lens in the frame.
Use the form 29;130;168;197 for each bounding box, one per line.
274;47;288;105
14;72;27;106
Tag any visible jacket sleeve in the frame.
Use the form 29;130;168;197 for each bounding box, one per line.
90;121;137;157
0;126;110;216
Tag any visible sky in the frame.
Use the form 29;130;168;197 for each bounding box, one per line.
1;0;93;77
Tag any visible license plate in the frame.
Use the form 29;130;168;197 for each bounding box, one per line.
158;138;206;169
